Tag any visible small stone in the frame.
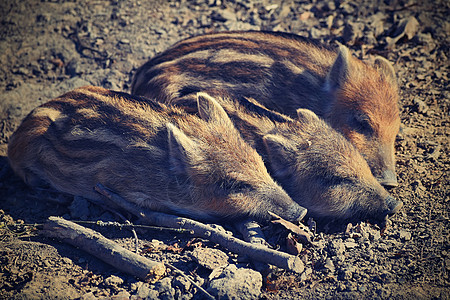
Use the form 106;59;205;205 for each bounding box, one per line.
344;241;359;249
343;21;364;45
136;282;156;299
300;267;312;281
413;98;429;114
154;277;175;300
328;239;345;256
80;292;97;300
207;265;262;300
173;275;191;292
211;9;236;22
377;243;388;252
324;258;335;273
62;257;72;265
105;275;124;287
358;285;367;292
191;247;229;270
399;230;412;241
338;265;355;281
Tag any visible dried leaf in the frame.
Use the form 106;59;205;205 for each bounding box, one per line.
286;233;303;255
166;243;184;254
269;212;313;244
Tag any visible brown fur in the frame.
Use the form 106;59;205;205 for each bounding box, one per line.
131;31;400;187
174;91;402;223
7;86;307;223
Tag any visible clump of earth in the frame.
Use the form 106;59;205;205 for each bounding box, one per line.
0;0;448;299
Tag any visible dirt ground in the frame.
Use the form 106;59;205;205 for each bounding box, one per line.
0;0;449;299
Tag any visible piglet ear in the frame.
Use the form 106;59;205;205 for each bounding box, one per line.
325;44;351;92
296;108;320;123
196;92;234;127
167;123;200;175
374;56;397;87
262;134;295;178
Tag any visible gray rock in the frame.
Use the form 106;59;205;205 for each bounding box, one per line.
111;290;131;299
343;21;364;45
324;258;335;273
328;239;345;256
105;275;124;287
135;282;158;299
207;265;262;300
154;277;175;300
413;98;429;114
211;9;237;22
173;275;191;292
344;241;359;249
191;247;229;270
80;292;97;300
57;76;91;92
338;265;355;281
399;230;412;241
300;267;312;281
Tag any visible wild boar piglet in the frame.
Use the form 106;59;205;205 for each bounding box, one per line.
131;30;401;187
176;91;403;225
7;86;307;223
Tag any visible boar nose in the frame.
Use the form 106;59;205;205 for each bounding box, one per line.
378;169;398;188
385;196;403;215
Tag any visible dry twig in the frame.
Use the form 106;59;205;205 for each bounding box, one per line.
95;183;304;273
42;216;166;282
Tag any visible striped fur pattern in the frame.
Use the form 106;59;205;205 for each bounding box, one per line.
7;86;307;223
131;31;401;187
173;91;402;223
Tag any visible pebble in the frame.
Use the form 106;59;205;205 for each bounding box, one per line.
413;98;429;114
191;247;229;270
399;230;412;241
338;265;355;281
61;257;72;265
207;265;262;300
300;267;313;281
105;275;124;287
324;258;335;273
344;241;359;249
173;275;191;292
343;21;363;44
328;239;345;256
135;282;158;299
111;290;131;299
154;277;175;300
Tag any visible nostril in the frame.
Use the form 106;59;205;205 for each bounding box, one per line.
386;196;403;215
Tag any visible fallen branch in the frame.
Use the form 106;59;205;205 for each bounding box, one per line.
235;219;269;247
42;216;166;282
95;183;304;274
235;219;271;273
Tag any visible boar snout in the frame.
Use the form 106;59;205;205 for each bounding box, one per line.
262;187;308;222
377;169;398;188
385;196;403;215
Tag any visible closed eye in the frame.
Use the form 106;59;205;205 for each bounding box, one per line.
350;114;373;135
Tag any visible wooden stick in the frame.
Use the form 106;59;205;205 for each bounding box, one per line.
95;183;304;274
42;216;166;282
235;219;271;273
